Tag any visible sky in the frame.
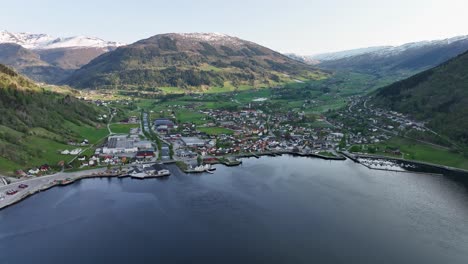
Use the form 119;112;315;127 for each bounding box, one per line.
2;0;468;54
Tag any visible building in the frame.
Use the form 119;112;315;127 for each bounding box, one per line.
136;151;155;159
181;137;206;147
102;135;152;155
154;119;175;132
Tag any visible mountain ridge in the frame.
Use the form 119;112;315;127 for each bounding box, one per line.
372;50;468;147
0;30;124;50
305;35;468;62
65;33;327;90
0;30;124;84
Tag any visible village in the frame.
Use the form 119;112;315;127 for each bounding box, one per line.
8;93;444;180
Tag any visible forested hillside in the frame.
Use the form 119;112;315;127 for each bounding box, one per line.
372;51;468;147
65;33;327;91
0;64;104;174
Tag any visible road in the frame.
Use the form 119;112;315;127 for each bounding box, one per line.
0;167;108;209
0;160;163;210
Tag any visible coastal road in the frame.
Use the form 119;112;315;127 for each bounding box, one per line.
0;167;109;210
0;159;162;210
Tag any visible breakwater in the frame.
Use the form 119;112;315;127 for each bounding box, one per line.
341;151;468;178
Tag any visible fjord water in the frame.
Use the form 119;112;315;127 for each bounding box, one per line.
1;156;468;264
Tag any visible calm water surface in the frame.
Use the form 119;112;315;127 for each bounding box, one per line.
1;156;468;264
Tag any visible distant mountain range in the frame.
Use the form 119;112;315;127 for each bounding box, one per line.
300;35;468;80
0;30;123;50
65;33;326;90
0;30;124;84
372;50;468;147
4;30;468;94
309;46;391;61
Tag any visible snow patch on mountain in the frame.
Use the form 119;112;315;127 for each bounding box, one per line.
372;35;468;57
176;33;244;47
0;30;124;50
311;46;390;61
310;35;468;61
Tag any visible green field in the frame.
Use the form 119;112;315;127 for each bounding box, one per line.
363;137;468;170
0;135;79;175
109;123;140;134
64;122;109;144
176;110;208;124
0;157;21;174
198;127;234;135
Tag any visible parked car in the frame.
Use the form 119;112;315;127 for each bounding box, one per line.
18;184;28;189
6;189;18;195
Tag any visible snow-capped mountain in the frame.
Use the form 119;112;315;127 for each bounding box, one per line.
314;34;468;82
370;35;468;57
310;46;391;61
310;35;468;61
65;32;325;89
176;33;244;47
0;30;124;50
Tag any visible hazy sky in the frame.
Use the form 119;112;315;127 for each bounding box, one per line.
2;0;468;54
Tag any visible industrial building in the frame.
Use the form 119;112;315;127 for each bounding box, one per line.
102;135;153;155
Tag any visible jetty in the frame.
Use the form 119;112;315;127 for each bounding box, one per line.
341;151;468;177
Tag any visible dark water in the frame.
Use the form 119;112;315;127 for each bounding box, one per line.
1;156;468;264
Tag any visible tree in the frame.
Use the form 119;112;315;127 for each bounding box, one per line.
338;135;347;149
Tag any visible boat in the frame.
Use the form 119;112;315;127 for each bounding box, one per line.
155;169;170;177
204;164;216;171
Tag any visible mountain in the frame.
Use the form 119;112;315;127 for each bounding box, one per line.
315;35;468;80
0;30;124;84
284;53;320;64
372;51;468;147
310;46;391;61
0;43;73;84
65;33;327;90
0;30;123;50
0;64;103;174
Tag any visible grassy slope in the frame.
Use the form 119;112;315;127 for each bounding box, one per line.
109;123;140;134
0;64;106;175
65;33;328;91
357;137;468;170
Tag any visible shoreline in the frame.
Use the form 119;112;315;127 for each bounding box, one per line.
2;152;467;211
341;151;468;177
1;153;344;209
232;151;346;161
0;167;170;211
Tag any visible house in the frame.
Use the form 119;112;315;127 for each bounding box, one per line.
136;151;155;159
70;149;82;155
40;164;51;172
16;170;27;177
28;168;40;175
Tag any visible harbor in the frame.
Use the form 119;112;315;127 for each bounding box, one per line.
0;163;172;210
2;155;468;264
341;151;468;177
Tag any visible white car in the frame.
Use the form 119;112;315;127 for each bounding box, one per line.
0;195;5;200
